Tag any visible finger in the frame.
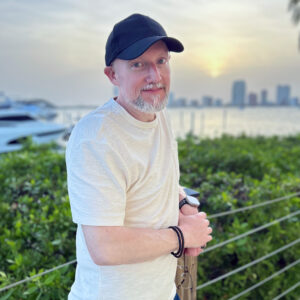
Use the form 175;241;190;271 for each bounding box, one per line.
198;212;207;218
204;219;209;226
208;227;213;234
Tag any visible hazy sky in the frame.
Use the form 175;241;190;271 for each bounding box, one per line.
0;0;299;106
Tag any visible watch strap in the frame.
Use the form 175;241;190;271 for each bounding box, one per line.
179;198;188;209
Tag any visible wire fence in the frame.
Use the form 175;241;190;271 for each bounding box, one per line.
228;258;300;300
1;192;299;298
208;191;300;219
272;281;300;300
197;193;300;299
203;210;300;254
0;260;77;293
196;237;300;290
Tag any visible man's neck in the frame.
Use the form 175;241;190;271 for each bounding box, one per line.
114;97;156;122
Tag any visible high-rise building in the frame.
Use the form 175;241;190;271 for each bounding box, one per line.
276;85;291;106
190;99;199;107
231;80;246;107
291;97;299;106
167;92;175;107
249;93;258;106
214;98;223;107
261;90;268;105
177;97;187;107
202;96;213;107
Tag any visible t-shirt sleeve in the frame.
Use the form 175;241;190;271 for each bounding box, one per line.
66;139;127;226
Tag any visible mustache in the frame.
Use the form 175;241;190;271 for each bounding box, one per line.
141;83;165;91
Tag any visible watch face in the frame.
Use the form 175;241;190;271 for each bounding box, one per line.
186;195;200;207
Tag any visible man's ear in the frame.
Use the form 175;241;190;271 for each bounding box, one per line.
104;66;119;86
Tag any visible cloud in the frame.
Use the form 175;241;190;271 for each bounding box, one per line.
0;0;299;105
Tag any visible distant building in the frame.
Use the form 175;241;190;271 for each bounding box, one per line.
214;98;223;107
231;80;246;107
248;93;258;106
167;92;175;107
202;96;213;107
291;97;299;106
276;85;291;106
177;97;187;107
261;90;268;106
190;99;199;107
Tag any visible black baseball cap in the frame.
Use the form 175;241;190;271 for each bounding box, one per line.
105;13;184;66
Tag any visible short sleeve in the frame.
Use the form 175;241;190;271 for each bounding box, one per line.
66;140;127;226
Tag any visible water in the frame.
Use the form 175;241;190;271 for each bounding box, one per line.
56;106;300;139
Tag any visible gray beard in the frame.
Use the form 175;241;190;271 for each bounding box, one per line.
128;93;169;113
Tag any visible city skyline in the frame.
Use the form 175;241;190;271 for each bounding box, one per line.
0;0;299;106
167;80;299;108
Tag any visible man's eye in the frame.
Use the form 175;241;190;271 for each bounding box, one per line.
158;58;167;64
132;62;143;68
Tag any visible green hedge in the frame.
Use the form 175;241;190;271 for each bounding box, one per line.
0;135;299;299
178;134;300;299
0;141;76;299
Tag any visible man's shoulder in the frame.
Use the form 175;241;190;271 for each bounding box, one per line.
74;99;116;133
66;99;119;147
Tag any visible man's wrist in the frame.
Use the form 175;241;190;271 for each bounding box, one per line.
168;226;184;258
179;195;200;209
180;203;199;216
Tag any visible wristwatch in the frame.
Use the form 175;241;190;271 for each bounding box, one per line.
179;195;200;209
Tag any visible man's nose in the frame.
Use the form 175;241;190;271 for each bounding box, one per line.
146;63;162;82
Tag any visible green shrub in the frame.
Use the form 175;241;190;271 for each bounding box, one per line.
0;134;300;299
0;142;76;299
178;134;300;299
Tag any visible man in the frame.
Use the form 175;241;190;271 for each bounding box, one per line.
66;13;212;300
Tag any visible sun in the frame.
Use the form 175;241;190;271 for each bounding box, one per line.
202;50;227;78
189;43;236;78
207;57;224;78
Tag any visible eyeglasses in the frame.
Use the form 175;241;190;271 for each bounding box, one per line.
176;253;195;292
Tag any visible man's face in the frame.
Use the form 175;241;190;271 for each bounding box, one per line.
112;41;170;114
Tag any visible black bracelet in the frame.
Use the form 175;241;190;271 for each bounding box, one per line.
172;226;184;258
176;226;184;257
169;226;184;258
169;226;181;257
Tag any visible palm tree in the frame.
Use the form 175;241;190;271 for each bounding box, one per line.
288;0;300;49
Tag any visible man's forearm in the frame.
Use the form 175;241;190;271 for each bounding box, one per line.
82;225;179;266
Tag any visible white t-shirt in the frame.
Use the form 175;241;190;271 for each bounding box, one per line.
66;98;180;300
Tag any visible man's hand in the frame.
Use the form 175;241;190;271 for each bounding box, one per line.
179;186;209;256
178;212;212;251
181;206;203;256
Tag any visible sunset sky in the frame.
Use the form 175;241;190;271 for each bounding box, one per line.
0;0;299;106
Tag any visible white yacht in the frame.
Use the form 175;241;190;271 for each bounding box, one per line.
0;110;66;153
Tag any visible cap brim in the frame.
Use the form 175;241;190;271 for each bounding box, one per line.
116;36;184;61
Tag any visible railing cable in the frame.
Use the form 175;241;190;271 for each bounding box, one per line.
2;193;300;294
203;210;300;254
272;281;300;300
196;237;300;290
0;259;77;293
228;259;300;300
208;192;300;219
